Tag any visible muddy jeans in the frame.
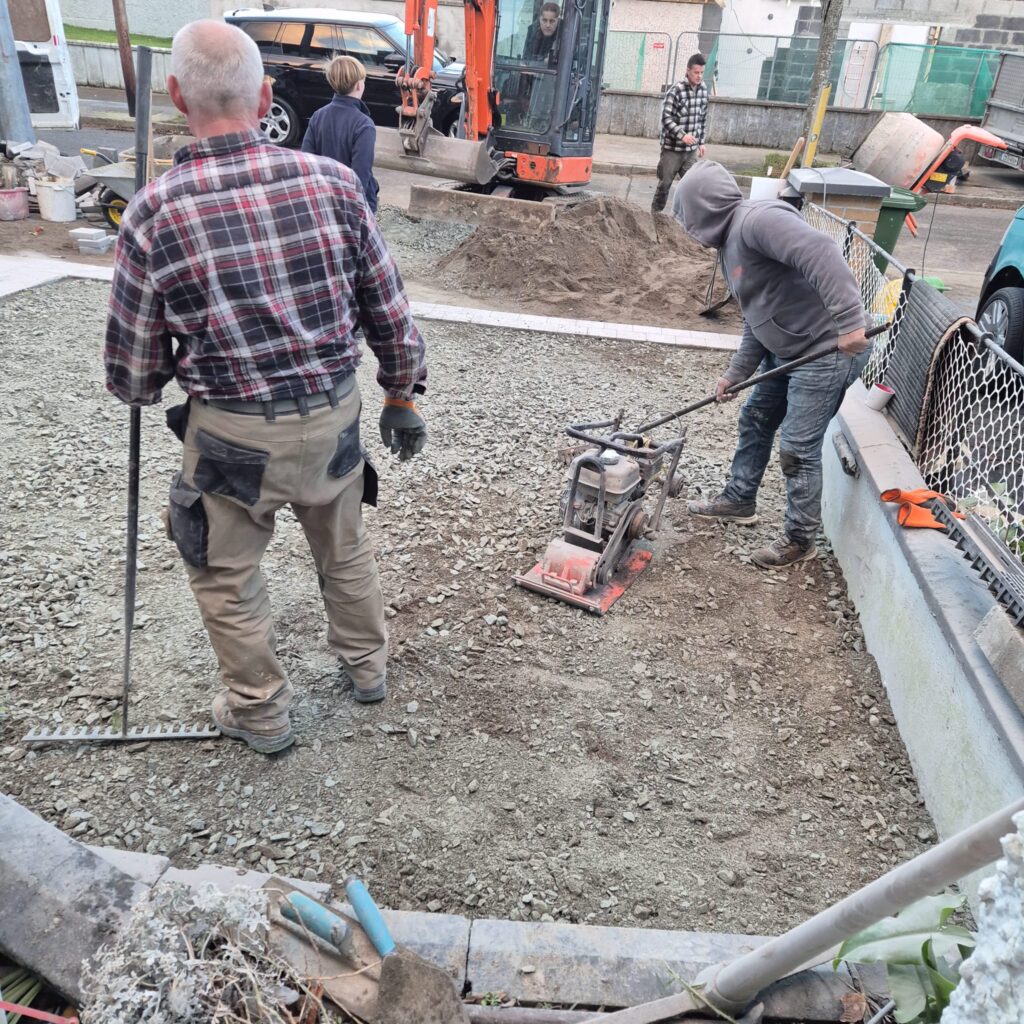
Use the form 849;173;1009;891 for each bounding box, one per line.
721;348;871;543
166;381;387;732
651;148;699;212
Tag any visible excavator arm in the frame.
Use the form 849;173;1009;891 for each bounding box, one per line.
374;0;503;182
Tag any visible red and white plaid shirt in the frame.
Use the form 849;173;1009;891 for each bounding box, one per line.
105;130;426;405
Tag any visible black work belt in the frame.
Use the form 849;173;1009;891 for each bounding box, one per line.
201;373;355;421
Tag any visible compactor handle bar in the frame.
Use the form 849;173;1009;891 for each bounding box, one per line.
637;321;891;435
564;419;687;460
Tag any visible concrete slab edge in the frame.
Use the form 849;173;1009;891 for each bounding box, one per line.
821;381;1024;902
73;831;876;1017
0;257;739;351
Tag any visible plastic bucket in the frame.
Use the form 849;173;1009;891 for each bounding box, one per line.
36;180;77;222
0;187;29;221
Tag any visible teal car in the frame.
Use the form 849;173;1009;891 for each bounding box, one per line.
977;209;1024;362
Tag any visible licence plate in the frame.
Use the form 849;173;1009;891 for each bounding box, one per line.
982;145;1022;169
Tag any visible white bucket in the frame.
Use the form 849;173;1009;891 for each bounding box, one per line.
36;179;77;222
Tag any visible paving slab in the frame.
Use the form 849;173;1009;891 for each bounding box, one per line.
0;792;149;1001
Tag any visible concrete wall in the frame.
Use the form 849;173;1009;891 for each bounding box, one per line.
596;91;976;153
822;383;1024;902
61;0;210;39
69;42;172;93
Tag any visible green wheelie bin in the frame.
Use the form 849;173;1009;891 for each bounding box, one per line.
872;187;927;273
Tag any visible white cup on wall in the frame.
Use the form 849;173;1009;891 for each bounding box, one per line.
864;383;895;411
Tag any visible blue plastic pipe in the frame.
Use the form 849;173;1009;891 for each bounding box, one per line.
344;876;396;957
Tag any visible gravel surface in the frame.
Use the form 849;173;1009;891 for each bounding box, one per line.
0;279;934;937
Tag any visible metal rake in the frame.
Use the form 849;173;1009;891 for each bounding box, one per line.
21;50;220;749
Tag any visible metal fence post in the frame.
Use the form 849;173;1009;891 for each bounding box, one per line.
842;221;856;263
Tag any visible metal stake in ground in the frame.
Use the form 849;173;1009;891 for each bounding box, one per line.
22;47;219;746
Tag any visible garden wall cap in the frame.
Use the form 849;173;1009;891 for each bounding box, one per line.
788;167;892;198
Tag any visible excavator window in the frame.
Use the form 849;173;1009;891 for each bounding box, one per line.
494;0;562;133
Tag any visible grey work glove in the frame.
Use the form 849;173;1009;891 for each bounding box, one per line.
379;397;427;461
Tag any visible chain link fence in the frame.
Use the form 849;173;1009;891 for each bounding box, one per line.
802;200;1024;565
604;31;672;93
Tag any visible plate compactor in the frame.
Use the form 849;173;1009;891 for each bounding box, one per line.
514;415;687;615
515;323;891;616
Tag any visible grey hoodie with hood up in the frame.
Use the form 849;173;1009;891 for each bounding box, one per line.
673;161;869;384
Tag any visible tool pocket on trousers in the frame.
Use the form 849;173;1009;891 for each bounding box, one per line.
328;419;361;479
193;429;269;507
361;447;379;508
168;472;209;569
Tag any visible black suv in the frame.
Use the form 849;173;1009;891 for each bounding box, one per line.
225;8;465;147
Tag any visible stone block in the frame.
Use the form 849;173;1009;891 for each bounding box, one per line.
0;794;149;1001
976;13;1002;27
466;917;767;1006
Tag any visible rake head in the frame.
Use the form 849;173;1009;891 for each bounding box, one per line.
22;723;221;744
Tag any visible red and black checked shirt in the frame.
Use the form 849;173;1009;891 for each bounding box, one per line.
659;79;708;153
104;130;426;405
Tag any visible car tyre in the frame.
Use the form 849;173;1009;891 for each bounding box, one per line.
442;110;461;138
260;94;302;148
977;286;1024;363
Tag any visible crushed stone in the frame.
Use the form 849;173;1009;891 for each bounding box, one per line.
0;278;932;937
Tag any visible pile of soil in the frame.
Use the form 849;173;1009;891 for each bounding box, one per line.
435;196;744;331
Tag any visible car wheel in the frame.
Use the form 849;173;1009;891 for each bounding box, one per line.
977;286;1024;363
260;94;302;147
443;111;461;138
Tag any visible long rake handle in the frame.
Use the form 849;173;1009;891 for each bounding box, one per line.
122;47;152;738
639;321;890;435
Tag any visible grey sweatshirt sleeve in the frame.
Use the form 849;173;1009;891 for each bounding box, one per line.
741;206;867;335
724;321;768;384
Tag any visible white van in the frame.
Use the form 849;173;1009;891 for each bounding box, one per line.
11;0;80;130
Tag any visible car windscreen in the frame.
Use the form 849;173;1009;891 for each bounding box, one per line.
377;20;450;70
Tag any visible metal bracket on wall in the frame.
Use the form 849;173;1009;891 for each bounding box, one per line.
831;430;859;478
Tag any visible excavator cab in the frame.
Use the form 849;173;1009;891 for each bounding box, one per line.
377;0;610;193
491;0;610;189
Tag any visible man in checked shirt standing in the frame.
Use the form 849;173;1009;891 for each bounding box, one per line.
651;53;709;214
104;20;427;754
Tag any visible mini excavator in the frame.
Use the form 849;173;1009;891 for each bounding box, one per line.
374;0;611;195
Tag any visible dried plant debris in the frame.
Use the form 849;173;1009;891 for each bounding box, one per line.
80;882;340;1023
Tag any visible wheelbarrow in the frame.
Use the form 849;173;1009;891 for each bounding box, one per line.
77;141;178;228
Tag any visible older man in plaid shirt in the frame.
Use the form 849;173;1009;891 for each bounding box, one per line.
651;53;709;213
105;19;427;754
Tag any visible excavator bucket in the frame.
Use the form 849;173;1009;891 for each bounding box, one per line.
374;126;501;185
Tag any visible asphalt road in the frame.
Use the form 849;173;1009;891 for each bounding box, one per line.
39;125;1005;313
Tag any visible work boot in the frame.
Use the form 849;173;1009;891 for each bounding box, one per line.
212;693;294;754
687;493;758;524
751;535;816;569
341;667;388;704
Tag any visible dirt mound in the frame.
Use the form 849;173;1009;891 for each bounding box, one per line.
435;196;744;332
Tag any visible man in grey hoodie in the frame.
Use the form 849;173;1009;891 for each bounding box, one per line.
672;161;871;568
